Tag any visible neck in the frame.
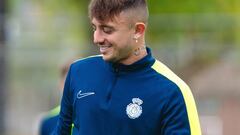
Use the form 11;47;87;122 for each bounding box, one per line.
119;45;147;65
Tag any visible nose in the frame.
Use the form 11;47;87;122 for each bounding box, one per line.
93;29;105;45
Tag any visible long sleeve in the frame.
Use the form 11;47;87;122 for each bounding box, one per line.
152;60;202;135
160;85;191;135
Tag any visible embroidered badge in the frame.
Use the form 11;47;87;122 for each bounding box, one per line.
126;98;143;119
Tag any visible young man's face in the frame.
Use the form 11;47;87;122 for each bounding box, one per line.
91;12;136;63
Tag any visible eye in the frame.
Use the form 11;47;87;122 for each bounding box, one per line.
103;27;114;34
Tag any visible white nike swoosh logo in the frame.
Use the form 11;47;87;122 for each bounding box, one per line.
77;90;95;99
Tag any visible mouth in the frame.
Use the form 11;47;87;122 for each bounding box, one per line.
99;44;112;54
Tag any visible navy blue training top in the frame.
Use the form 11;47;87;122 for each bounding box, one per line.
53;48;201;135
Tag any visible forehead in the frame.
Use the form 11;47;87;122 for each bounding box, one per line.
91;12;129;27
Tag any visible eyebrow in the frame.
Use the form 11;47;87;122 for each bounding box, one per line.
91;23;115;29
101;25;114;29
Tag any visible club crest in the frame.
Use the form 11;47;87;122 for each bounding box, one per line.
126;98;143;119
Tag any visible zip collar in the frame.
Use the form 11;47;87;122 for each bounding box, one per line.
106;47;155;73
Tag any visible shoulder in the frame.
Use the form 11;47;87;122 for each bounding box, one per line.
151;59;198;113
66;55;105;79
69;55;103;71
72;55;103;66
150;59;192;98
151;59;189;89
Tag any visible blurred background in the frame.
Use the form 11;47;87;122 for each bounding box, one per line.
0;0;240;135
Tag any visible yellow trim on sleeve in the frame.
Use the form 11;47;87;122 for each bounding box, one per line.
152;60;201;135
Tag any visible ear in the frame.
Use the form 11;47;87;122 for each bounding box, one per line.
134;22;146;39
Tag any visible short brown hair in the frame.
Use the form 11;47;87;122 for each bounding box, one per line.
89;0;148;23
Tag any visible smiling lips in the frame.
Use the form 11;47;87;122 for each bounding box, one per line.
99;45;112;54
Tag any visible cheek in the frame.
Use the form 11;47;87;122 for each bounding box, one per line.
119;35;133;45
108;32;133;48
115;31;132;42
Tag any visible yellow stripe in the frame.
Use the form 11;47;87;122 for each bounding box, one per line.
152;60;201;135
49;106;61;117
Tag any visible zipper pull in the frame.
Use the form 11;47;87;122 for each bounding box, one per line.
114;67;119;73
112;63;119;73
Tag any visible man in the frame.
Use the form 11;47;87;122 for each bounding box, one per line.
53;0;202;134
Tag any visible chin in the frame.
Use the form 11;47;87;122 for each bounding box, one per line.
102;55;112;61
102;55;117;63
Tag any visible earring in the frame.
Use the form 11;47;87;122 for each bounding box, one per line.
133;36;138;43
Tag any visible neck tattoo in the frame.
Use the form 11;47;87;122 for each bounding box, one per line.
134;46;146;56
